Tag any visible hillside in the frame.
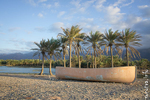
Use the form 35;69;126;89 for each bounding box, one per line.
0;48;150;61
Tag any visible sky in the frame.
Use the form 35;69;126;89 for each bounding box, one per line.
0;0;150;54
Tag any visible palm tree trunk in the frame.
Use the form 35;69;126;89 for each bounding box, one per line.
87;62;88;68
40;55;44;75
92;52;94;68
94;48;96;68
63;54;66;67
110;46;113;67
126;47;129;66
69;41;72;68
78;47;80;68
49;55;53;75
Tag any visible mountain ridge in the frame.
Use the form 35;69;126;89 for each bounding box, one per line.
0;48;150;61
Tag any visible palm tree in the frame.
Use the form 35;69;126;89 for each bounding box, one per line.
85;55;91;68
58;25;83;68
102;29;119;67
73;33;85;68
46;38;61;75
117;28;142;66
57;37;68;67
31;39;47;75
85;31;103;68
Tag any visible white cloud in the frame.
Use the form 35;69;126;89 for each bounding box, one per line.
28;0;50;8
70;0;81;8
0;24;3;27
105;6;125;24
138;5;150;18
35;27;45;32
122;0;134;7
132;19;150;35
42;3;51;8
54;2;59;7
126;15;142;26
28;0;37;6
80;18;94;25
57;11;66;17
83;18;94;22
113;0;125;7
138;5;148;9
76;21;101;33
38;13;43;18
9;27;21;32
25;31;32;34
93;0;106;11
140;34;150;48
0;32;5;34
38;0;47;3
63;16;73;20
50;22;65;33
8;38;37;51
71;0;95;13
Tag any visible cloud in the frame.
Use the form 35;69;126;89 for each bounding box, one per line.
34;27;45;32
70;0;81;7
105;14;142;31
82;18;94;23
0;49;30;54
138;5;150;18
28;0;50;8
42;3;51;8
0;32;5;34
122;0;134;7
132;19;150;35
9;38;37;50
8;27;21;32
28;0;37;6
38;13;43;18
38;0;47;3
50;22;65;33
76;22;102;33
125;15;142;27
57;11;66;17
139;34;150;48
54;2;59;7
63;16;73;20
93;0;105;11
0;39;37;54
25;41;37;49
105;6;125;24
0;24;3;27
25;30;32;34
138;5;148;9
113;0;125;7
71;0;95;13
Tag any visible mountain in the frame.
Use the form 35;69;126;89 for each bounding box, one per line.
0;52;38;60
0;48;150;61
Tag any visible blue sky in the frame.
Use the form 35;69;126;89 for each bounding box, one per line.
0;0;150;54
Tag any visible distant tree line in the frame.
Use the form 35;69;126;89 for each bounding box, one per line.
0;55;149;70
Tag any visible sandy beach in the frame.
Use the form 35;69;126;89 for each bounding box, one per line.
0;74;149;100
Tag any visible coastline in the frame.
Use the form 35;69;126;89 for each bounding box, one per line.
0;73;149;100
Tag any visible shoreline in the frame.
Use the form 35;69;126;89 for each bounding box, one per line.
0;73;149;100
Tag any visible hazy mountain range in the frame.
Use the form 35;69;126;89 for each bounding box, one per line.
0;48;150;61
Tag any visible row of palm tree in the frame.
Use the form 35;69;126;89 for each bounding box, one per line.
31;25;142;75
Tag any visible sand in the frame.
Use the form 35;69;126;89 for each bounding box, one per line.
0;74;149;100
